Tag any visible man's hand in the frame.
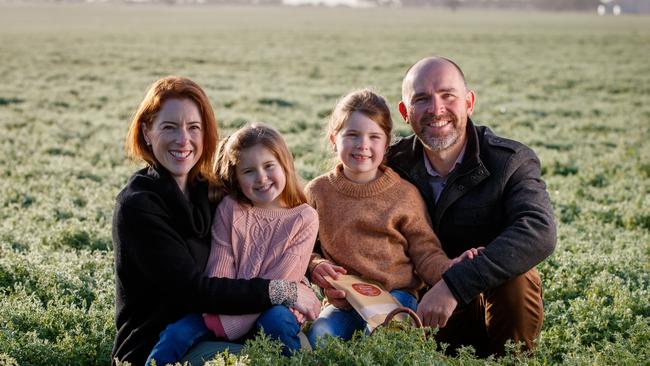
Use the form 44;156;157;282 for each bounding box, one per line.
311;261;347;289
417;280;458;328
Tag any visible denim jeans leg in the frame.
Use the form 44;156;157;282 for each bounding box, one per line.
255;305;302;356
307;304;366;348
146;313;212;366
390;289;418;311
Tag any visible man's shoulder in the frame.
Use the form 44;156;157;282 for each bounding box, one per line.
475;125;538;166
471;124;542;186
477;125;532;155
388;134;418;155
386;134;419;171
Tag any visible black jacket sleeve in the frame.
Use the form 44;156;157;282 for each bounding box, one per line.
442;148;556;304
116;192;272;314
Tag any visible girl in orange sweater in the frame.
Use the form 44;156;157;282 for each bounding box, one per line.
305;89;479;347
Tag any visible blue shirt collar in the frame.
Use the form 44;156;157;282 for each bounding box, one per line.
423;141;467;178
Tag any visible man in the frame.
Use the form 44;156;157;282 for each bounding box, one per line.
385;56;556;357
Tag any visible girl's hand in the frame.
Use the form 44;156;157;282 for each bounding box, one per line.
311;262;347;289
449;246;485;267
289;307;305;325
324;287;352;310
293;282;321;321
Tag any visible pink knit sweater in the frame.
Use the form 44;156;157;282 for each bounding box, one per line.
203;195;318;340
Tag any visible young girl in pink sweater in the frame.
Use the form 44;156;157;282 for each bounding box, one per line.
305;89;479;348
146;123;318;364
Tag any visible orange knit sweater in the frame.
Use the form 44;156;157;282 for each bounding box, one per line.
305;164;451;295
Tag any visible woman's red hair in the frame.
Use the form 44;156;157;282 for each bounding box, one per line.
125;76;219;185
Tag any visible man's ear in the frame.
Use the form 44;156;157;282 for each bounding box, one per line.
465;89;476;117
398;101;409;122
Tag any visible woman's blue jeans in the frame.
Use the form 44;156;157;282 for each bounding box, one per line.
146;313;215;366
306;289;417;348
146;305;301;365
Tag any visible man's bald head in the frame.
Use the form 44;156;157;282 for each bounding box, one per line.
401;57;468;103
397;56;475;154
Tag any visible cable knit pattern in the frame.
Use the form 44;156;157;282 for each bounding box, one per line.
203;195;318;340
306;164;451;295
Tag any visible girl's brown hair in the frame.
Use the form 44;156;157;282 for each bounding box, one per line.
328;88;393;147
215;123;307;208
125;76;218;185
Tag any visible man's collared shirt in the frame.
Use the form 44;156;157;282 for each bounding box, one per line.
423;142;467;203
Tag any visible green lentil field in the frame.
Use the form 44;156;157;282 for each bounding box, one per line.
0;4;649;365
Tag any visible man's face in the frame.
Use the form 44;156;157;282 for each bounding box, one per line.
399;60;475;152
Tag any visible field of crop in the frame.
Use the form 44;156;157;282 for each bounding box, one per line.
0;3;649;365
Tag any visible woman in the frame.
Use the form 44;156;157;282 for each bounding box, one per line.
112;76;320;365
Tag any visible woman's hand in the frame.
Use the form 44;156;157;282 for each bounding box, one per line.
311;262;347;289
293;283;321;321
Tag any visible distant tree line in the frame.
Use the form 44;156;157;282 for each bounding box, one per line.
398;0;603;11
529;0;601;11
17;0;649;12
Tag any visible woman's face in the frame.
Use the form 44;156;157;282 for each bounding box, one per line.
143;98;203;192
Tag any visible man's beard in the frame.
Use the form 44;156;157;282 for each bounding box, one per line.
412;113;461;152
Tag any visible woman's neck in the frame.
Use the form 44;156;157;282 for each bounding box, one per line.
174;177;189;199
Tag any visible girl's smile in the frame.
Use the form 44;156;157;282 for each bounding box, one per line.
235;144;287;209
332;111;388;184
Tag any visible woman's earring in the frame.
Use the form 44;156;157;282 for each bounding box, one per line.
142;128;151;146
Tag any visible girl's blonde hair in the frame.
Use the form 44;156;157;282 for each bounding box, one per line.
327;88;393;146
215;123;307;208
